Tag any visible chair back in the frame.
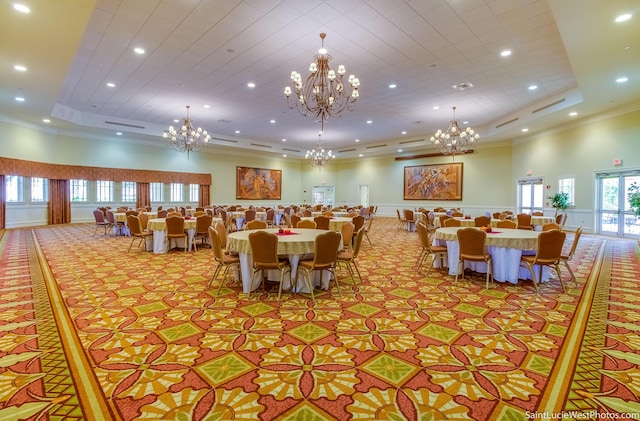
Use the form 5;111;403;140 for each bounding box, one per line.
351;228;366;259
166;216;185;236
290;214;301;228
438;215;450;227
452;211;464;217
126;210;138;216
194;211;206;218
474;216;491;227
314;215;331;230
417;221;430;249
168;211;182;217
303;209;312;217
106;210;116;224
244;209;256;222
516;213;533;229
457;228;487;257
196;207;204;212
127;215;143;235
249;231;280;269
138;212;149;230
341;222;355;248
246;219;268;230
297;219;317;229
443;218;461;227
157;210;168;218
266;209;275;223
208;226;225;262
93;209;106;223
312;231;342;268
566;227;582;259
492;212;502;219
215;221;228;248
352;215;365;232
496;220;516;229
403;209;415;221
542;222;561;231
196;214;213;234
535;229;566;263
532;211;544;216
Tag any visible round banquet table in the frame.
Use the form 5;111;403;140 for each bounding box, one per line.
226;228;341;293
300;216;353;232
433;227;552;284
146;217;222;253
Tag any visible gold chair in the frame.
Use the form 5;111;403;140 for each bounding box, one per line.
496;220;517;229
106;210;125;236
193;214;213;250
290;214;301;229
396;209;407;230
127;215;152;252
193;211;206;218
340;222;355;250
167;211;182;218
363;215;374;246
403;209;415;231
336;228;365;289
520;229;567;293
243;209;257;230
297;219;317;229
157;209;168;218
296;231;342;301
560;227;582;286
438;215;451;228
416;221;447;275
314;215;331;230
492;212;502;219
443;218;461;227
138;211;149;232
246;219;268;230
516;213;533;230
248;231;291;300
303;209;313;217
455;228;493;289
351;215;365;235
166;216;188;253
265;209;276;227
557;213;568;229
542;222;561;231
532;211;544;216
93;209;109;236
474;216;491;227
208;227;241;294
452;211;464;217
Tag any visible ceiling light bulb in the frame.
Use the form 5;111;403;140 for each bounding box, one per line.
14;65;27;72
13;4;30;13
615;13;632;22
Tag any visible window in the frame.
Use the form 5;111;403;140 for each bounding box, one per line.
150;182;164;202
122;182;136;203
189;184;199;202
96;180;113;203
170;183;183;202
31;177;48;202
6;175;24;202
558;177;575;206
70;179;88;202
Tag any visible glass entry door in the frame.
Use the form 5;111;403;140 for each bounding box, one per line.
596;171;640;237
518;178;544;214
312;185;335;207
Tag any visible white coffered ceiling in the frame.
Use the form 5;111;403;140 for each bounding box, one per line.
1;0;638;159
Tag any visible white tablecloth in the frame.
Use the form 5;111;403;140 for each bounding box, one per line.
433;227;551;284
146;217;222;253
301;216;353;232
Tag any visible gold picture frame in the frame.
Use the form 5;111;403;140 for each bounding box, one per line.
236;166;282;200
403;163;463;200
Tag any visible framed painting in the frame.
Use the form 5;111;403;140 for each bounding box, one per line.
403;163;463;200
236;166;282;200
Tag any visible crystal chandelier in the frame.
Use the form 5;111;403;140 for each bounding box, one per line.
430;107;479;155
284;33;360;131
305;132;334;168
162;105;211;159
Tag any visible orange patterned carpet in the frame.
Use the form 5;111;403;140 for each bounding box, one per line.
0;218;638;420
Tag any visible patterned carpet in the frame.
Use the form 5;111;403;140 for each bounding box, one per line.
0;217;638;420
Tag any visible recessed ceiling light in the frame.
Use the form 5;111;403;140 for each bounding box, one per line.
13;4;30;13
528;85;538;90
116;132;122;136
235;130;240;134
521;128;529;132
569;111;578;116
616;77;628;83
134;47;145;54
401;131;407;135
247;82;255;88
270;119;276;124
42;119;51;123
500;50;512;57
355;139;360;142
282;154;287;157
366;120;372;124
433;106;439;110
14;65;27;72
359;154;363;157
389;84;396;89
106;82;115;88
282;138;286;142
204;104;211;109
15;97;25;102
397;149;403;153
615;13;632;23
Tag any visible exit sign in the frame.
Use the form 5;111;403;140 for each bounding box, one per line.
613;158;622;166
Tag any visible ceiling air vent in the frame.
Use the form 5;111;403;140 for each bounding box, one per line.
212;137;237;144
283;147;301;152
250;143;272;149
399;138;425;145
104;121;145;129
495;117;519;128
532;98;566;114
365;144;387;149
338;148;356;153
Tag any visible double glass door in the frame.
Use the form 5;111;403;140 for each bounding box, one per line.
597;171;640;237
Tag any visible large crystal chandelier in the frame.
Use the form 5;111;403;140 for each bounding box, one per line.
430;107;479;155
305;132;334;168
284;33;360;131
162;105;211;159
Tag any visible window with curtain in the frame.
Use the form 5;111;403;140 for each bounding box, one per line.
150;182;163;202
6;175;24;202
31;177;48;202
189;184;199;202
558;177;575;206
70;179;87;202
122;181;136;203
170;183;183;202
96;180;114;202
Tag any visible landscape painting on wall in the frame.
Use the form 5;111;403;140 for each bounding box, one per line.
236;166;282;200
403;163;463;200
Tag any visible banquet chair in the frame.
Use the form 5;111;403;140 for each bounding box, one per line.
452;211;464;217
138;212;149;232
520;229;567;293
303;209;313;217
438;215;451;228
532;211;544;216
474;216;491;227
403;209;416;231
340;222;355;250
193;211;206;218
166;216;188;253
516;213;534;230
246;220;268;230
560;227;582;286
265;209;276;227
106;210;124;236
443;218;461;227
168;211;182;218
296;230;342;302
127;215;152;252
193;214;213;250
542;222;561;231
363;215;374;246
352;215;365;234
297;219;317;229
93;209;109;236
157;210;168;218
248;231;291;300
416;221;447;276
243;209;257;230
455;228;493;289
314;215;331;230
492;212;502;219
196;207;204;212
496;220;517;229
396;209;407;230
557;213;568;229
208;227;241;294
126;210;138;216
290;214;301;229
336;228;365;289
